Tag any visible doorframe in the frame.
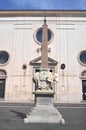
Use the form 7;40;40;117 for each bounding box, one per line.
82;79;86;101
0;79;6;98
0;70;7;99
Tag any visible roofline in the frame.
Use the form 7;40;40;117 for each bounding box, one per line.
0;10;86;17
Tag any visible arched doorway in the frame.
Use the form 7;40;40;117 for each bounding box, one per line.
81;70;86;100
0;70;7;98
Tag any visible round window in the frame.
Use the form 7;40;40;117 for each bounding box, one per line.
34;27;53;45
78;51;86;65
0;51;9;65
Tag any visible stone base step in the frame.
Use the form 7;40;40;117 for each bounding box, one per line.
24;106;65;124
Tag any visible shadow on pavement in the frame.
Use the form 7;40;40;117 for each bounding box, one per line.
10;110;26;119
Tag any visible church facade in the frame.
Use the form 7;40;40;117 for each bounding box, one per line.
0;10;86;103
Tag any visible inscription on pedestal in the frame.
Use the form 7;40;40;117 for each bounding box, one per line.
35;94;53;106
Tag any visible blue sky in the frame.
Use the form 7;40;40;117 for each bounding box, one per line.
0;0;86;10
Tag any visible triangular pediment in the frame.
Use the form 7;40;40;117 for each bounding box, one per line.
30;56;58;66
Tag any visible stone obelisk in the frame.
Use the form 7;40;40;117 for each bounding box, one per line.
41;18;48;68
24;18;65;124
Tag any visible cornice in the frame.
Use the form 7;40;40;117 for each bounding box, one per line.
0;10;86;17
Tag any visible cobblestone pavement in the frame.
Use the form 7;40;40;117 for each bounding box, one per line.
0;103;86;130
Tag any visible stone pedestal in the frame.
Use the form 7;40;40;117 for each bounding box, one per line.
24;92;65;124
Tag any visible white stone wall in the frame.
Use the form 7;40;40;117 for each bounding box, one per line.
0;16;86;102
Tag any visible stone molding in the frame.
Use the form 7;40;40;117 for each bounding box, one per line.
0;10;86;17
